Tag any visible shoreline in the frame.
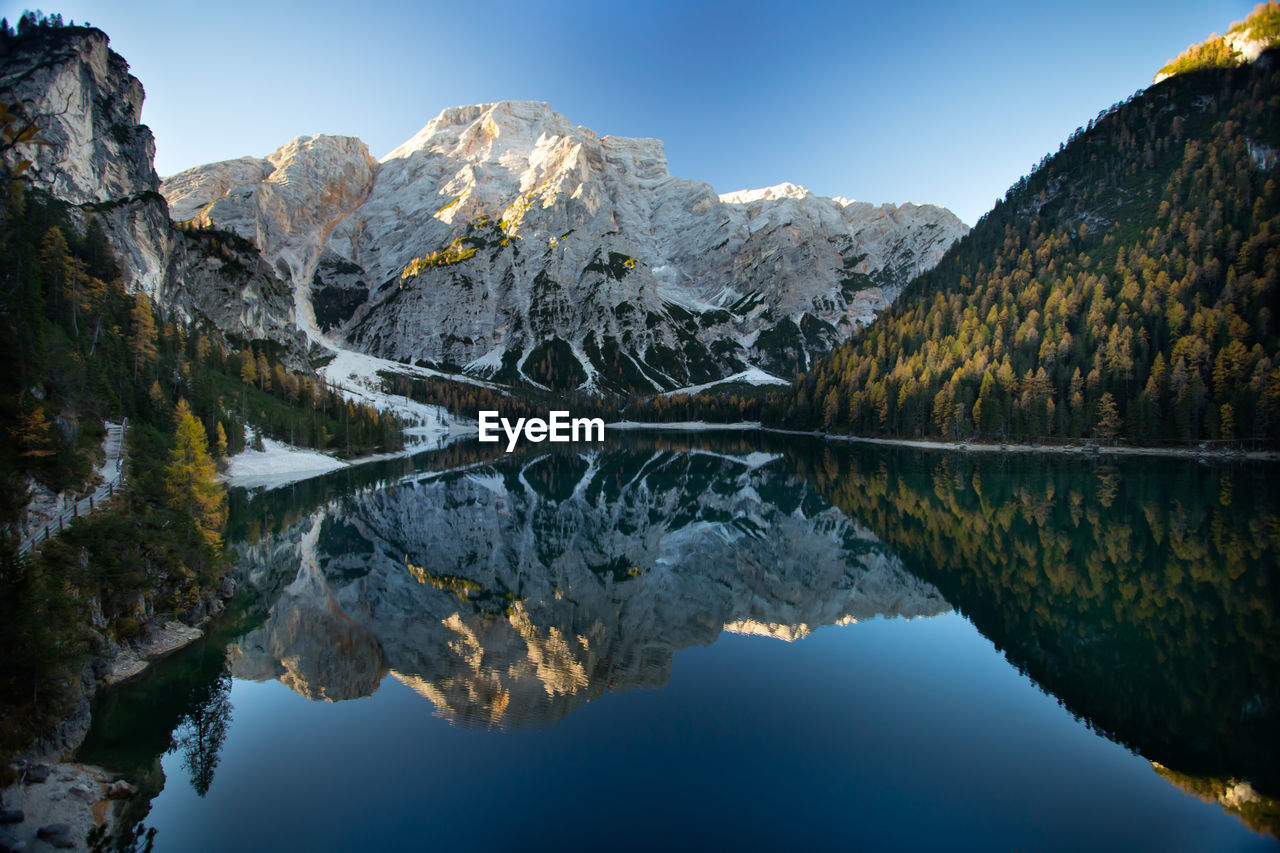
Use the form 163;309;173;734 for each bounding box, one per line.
225;419;1280;488
607;420;762;432
220;426;473;491
2;602;226;852
608;421;1280;461
774;428;1280;461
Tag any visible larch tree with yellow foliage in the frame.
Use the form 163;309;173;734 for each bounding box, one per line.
164;399;226;552
129;292;157;381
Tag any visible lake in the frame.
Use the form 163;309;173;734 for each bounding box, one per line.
78;432;1280;851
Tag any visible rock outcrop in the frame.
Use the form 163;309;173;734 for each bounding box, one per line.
0;25;301;350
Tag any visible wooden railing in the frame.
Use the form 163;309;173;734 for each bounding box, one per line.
17;419;127;557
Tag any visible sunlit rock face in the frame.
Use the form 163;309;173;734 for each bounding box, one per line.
0;27;301;347
229;445;949;727
163;135;378;334
167;101;967;389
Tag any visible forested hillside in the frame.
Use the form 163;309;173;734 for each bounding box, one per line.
0;183;402;538
775;52;1280;445
0;110;398;771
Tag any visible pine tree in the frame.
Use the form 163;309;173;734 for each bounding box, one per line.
11;407;55;461
256;350;269;391
239;353;258;386
39;226;73;331
1219;403;1236;440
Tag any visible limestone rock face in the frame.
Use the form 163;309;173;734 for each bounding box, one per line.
0;26;301;349
0;27;171;296
163;156;276;223
169;101;967;391
164;136;378;330
1226;27;1270;62
0;28;156;203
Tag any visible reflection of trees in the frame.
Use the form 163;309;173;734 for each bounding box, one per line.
172;670;232;797
79;641;231;779
790;443;1280;795
78;642;238;845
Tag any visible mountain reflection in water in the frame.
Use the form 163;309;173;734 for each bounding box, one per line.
228;439;948;727
78;432;1280;845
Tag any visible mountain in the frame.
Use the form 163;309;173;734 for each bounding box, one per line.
163;101;966;392
771;38;1280;444
0;23;302;349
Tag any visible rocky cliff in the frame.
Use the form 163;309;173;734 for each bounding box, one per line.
166;101;967;392
0;25;301;348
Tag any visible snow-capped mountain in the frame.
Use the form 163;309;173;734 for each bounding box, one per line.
165;101;967;392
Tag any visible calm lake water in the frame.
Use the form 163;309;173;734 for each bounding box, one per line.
79;432;1279;851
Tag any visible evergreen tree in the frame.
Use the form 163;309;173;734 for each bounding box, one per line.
213;422;227;461
239;352;257;386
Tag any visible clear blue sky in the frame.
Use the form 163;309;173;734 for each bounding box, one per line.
5;0;1257;224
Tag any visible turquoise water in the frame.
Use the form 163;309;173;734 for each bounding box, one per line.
80;433;1280;850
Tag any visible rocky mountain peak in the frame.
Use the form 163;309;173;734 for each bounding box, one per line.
383;100;579;164
719;182;812;205
4;18;967;393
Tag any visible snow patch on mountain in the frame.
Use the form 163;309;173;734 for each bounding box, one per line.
719;182;813;204
661;367;790;397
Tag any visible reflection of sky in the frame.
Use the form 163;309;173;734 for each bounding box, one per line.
148;614;1267;852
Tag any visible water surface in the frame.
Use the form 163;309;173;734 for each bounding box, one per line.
81;433;1280;850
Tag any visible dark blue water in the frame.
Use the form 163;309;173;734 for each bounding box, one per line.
80;434;1280;851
